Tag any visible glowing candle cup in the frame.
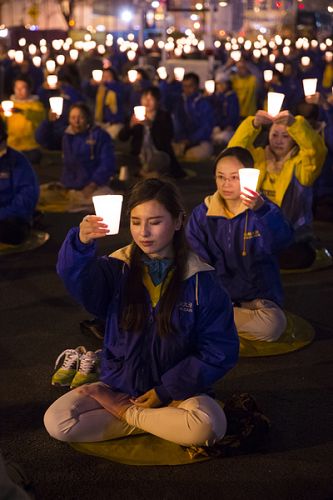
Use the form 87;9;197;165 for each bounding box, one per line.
157;66;167;80
46;60;56;73
264;70;273;82
301;56;310;66
267;91;285;117
239;168;260;194
302;78;317;97
128;69;138;83
49;97;64;117
47;75;58;89
1;100;14;117
174;67;185;81
205;80;215;94
92;194;123;235
134;105;146;121
92;69;103;82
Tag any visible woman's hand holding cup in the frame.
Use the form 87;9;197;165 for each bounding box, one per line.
79;215;109;244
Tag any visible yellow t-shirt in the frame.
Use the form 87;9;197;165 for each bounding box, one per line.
142;266;173;308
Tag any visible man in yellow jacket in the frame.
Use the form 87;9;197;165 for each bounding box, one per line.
2;76;45;164
228;109;328;268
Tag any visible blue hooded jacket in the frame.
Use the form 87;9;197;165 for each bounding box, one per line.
186;192;294;307
172;92;214;145
0;147;39;222
36;122;115;189
57;228;239;404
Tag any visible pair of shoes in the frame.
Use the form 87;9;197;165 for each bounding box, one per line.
51;346;101;389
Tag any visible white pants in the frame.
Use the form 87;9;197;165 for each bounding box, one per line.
234;299;287;342
44;385;227;447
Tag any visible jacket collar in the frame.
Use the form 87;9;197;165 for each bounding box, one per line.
204;191;247;218
110;244;214;280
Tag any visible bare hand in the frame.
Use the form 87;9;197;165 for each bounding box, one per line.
253;110;273;128
48;110;59;122
79;215;109;244
131;388;162;408
240;187;265;211
273;110;295;127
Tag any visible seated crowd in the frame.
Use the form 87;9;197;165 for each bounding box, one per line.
1;40;333;459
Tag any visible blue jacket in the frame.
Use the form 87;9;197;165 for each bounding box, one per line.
0;147;39;222
209;90;240;130
172;92;214;145
57;229;239;403
186;192;294;307
36;123;115;189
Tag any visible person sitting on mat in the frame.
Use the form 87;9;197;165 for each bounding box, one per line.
186;147;294;342
44;178;239;447
36;102;116;204
228;109;327;269
0;119;39;245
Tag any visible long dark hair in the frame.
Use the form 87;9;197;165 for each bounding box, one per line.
121;178;189;337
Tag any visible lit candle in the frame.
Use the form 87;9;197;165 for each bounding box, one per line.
267;91;285;117
302;78;317;97
46;60;56;73
301;56;310;66
92;69;103;82
157;66;168;80
32;56;41;67
133;105;146;121
49;96;64;117
56;55;65;66
128;69;138;83
275;62;284;73
14;51;24;64
92;194;123;235
204;80;215;94
174;67;185;81
239;168;260;193
47;75;58;89
69;49;79;61
264;70;273;82
1;100;14;117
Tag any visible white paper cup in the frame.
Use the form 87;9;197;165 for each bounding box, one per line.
1;100;14;117
92;194;123;235
174;67;185;81
92;69;103;82
275;62;284;73
239;168;260;193
128;69;138;83
204;80;215;94
263;69;273;82
49;96;63;116
47;75;58;88
134;105;146;121
46;60;56;73
267;91;285;117
157;66;168;80
301;56;310;66
302;78;317;96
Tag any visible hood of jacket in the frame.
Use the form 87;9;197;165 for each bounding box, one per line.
204;190;248;218
110;244;214;280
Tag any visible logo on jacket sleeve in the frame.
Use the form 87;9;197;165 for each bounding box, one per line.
178;301;193;313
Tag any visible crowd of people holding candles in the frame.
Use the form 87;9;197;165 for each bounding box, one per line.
1;28;333;473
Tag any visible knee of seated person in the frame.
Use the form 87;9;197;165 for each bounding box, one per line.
263;309;287;342
43;407;71;442
183;397;227;446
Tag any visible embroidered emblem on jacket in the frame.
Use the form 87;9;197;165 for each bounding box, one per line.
179;301;193;313
244;230;261;240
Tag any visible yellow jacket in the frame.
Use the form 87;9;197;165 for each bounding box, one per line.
4;98;45;151
228;115;327;232
231;74;257;118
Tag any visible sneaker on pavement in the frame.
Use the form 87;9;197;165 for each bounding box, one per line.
70;349;102;389
51;346;87;387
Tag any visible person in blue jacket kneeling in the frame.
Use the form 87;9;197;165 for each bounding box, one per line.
0;119;39;245
44;178;239;446
186;147;294;342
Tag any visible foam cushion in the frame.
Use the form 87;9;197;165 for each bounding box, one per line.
0;230;49;255
70;433;210;466
280;248;332;275
38;183;93;213
239;311;315;358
